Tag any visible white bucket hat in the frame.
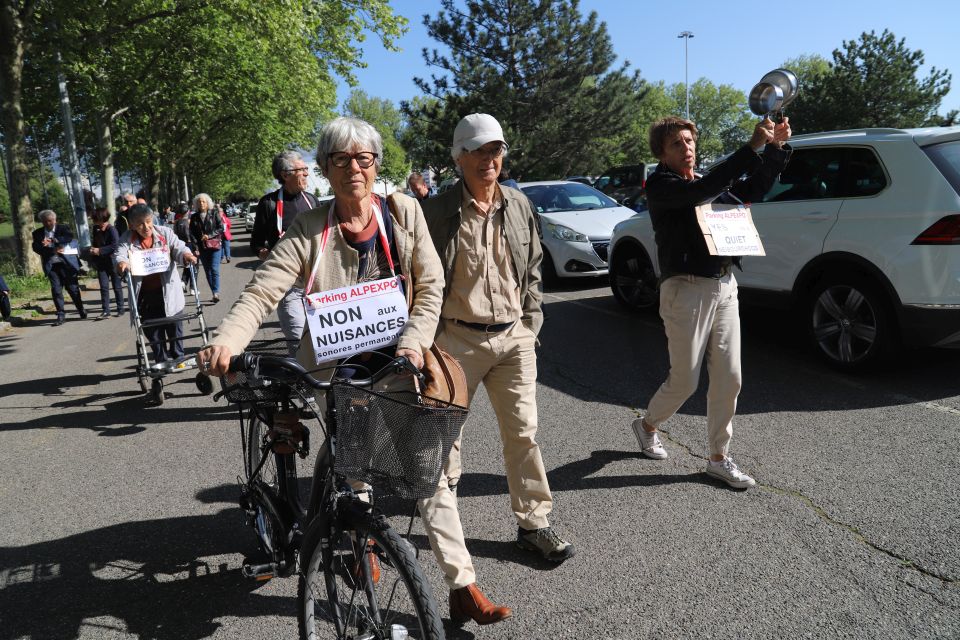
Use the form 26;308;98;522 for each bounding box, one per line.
452;113;507;161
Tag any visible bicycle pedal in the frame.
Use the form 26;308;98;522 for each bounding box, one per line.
242;562;277;581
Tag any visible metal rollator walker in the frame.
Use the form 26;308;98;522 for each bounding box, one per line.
125;263;214;404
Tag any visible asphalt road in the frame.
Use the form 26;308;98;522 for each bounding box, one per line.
2;225;958;639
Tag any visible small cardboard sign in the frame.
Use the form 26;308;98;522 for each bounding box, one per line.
695;203;765;256
303;276;409;364
128;246;172;276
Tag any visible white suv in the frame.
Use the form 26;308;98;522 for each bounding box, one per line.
608;126;960;370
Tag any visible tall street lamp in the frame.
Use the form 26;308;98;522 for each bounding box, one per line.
678;30;694;120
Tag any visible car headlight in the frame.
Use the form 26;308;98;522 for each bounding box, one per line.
546;223;589;243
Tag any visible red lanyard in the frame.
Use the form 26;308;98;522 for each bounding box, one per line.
275;189;310;238
305;198;395;296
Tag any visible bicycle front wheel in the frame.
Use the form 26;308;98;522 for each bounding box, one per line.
297;505;443;640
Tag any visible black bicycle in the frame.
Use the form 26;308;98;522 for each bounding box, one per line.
217;340;466;640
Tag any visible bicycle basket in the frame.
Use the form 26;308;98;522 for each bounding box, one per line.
332;385;467;500
219;338;305;404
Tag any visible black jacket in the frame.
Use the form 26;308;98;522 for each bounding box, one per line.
189;210;224;250
31;224;82;276
90;224;120;270
646;143;791;279
251;189;319;253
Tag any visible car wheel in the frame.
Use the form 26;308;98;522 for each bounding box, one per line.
806;274;898;370
541;249;559;288
610;244;659;311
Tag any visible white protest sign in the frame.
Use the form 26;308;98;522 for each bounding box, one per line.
695;203;766;256
128;246;172;276
303;276;409;364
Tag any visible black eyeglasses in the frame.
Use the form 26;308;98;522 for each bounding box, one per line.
328;152;378;169
282;167;310;176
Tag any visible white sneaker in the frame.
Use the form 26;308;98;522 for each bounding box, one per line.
631;419;668;459
705;457;756;489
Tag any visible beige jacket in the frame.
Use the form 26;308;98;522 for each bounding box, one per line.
211;193;444;365
422;182;544;335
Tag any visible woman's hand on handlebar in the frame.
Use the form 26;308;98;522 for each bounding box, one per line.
396;347;423;370
198;344;233;376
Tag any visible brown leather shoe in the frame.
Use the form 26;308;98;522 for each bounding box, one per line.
449;583;513;626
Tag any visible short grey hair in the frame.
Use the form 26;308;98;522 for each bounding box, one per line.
272;150;305;181
192;193;214;211
120;190;136;200
38;209;56;222
315;117;383;175
127;204;153;224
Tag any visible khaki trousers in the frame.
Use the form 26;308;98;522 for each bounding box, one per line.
417;319;553;589
645;273;742;458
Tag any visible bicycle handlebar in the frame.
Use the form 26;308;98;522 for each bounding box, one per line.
227;353;424;391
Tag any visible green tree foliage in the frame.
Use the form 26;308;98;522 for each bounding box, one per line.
0;162;71;227
600;81;676;168
786;30;952;133
342;89;409;185
402;0;644;180
1;0;405;273
668;79;756;163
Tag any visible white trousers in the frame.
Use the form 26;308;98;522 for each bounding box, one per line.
645;273;742;458
417;319;552;589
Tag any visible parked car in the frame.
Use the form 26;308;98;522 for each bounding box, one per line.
244;202;257;232
518;180;638;285
564;175;595;186
594;163;658;210
608;126;960;370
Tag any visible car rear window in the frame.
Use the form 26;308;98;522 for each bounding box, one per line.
924;140;960;196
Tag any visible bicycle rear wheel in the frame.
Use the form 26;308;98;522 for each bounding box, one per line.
297;504;443;640
245;413;278;484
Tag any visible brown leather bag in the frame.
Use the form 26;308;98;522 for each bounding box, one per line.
386;193;468;408
421;343;468;407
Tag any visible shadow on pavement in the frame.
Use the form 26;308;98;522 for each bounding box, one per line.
0;509;292;640
539;296;960;414
233;259;260;271
3;392;235;435
0;333;20;356
454;450;709;499
0;372;130;398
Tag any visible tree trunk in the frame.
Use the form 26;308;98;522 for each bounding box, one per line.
96;114;116;219
146;151;160;208
0;4;40;275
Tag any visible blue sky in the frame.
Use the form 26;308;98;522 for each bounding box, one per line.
336;0;960;118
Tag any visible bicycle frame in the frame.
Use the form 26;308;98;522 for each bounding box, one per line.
232;354;419;580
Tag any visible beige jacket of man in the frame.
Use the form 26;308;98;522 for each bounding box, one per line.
211;193;444;363
421;183;544;336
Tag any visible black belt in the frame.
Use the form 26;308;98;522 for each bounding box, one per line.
453;319;515;333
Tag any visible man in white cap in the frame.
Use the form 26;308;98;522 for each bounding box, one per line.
420;113;575;627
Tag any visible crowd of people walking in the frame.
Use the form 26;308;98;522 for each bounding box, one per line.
18;106;792;629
